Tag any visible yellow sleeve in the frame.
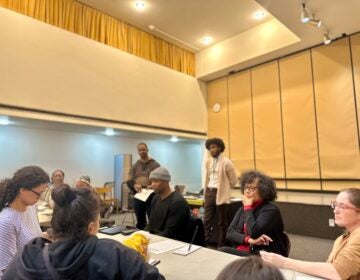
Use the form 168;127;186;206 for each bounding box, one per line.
331;234;360;280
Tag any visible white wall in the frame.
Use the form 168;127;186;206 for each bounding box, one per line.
0;7;207;134
0;124;203;192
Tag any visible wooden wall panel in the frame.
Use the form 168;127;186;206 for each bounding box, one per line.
228;70;255;174
279;51;321;190
251;61;285;178
207;78;230;157
312;38;360;188
350;34;360;149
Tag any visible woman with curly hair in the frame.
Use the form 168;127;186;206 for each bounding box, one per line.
219;170;288;257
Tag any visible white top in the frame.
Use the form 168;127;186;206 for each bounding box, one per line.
0;205;42;278
207;156;219;189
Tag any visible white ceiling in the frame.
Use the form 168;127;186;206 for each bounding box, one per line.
77;0;360;80
78;0;273;51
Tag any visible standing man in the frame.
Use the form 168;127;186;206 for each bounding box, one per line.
147;167;190;242
204;138;237;247
128;143;160;229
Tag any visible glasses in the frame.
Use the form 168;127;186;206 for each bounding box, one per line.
330;201;360;211
30;189;42;198
243;184;257;192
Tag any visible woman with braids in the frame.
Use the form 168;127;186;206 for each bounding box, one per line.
3;184;164;280
0;166;50;278
219;170;288;257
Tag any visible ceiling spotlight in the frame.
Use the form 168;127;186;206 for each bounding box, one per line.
308;18;322;28
201;36;213;45
254;10;266;20
134;1;146;11
323;32;331;45
301;3;311;23
148;25;155;30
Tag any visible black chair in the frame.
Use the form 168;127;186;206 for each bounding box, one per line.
188;216;205;247
283;232;291;257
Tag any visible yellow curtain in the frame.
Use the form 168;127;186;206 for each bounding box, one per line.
0;0;195;76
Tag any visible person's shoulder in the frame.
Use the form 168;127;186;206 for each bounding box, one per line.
0;208;18;223
260;201;279;211
170;192;188;206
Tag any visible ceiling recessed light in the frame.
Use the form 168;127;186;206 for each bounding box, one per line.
104;128;116;136
254;10;266;20
201;36;213;45
134;1;146;11
170;136;179;142
148;24;156;30
0;116;10;126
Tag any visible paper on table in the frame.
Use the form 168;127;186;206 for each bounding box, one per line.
148;240;184;254
134;189;154;202
173;245;201;256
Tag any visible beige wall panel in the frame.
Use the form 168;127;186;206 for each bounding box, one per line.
207;78;229;157
286;180;321;191
0;8;207;134
322;181;360;192
279;51;320;180
252;61;285;178
350;34;360;144
228;70;255;174
312;39;360;179
275;180;286;190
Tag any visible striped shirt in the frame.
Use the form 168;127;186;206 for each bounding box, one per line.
0;205;42;278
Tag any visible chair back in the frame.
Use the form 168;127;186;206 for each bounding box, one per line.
188;216;205;246
283;232;291;257
95;186;118;212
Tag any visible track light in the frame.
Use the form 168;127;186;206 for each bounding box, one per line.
301;3;311;23
323;32;331;45
308;18;322;28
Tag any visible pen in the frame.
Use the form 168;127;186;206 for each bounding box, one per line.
153;260;160;266
188;225;199;252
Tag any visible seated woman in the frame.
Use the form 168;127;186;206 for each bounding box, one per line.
261;188;360;280
3;184;164;280
219;170;288;257
40;169;65;208
215;255;284;280
0;166;50;278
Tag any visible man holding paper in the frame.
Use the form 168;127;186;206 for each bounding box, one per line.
147;167;191;242
128;143;160;229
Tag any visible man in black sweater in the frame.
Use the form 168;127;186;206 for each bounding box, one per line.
147;167;190;242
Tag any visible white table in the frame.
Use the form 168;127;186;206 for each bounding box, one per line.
97;232;324;280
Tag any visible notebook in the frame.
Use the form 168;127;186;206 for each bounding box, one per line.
99;225;127;235
173;245;201;256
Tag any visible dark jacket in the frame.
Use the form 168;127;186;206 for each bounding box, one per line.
3;236;165;280
148;192;190;242
226;201;288;256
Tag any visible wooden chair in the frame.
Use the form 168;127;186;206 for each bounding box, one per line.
95;186;119;213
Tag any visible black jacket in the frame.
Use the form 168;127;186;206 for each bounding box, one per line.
3;236;165;280
148;192;190;242
226;201;288;256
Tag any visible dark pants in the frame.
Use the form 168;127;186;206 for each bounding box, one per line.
203;188;229;248
134;193;154;229
218;246;251;257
